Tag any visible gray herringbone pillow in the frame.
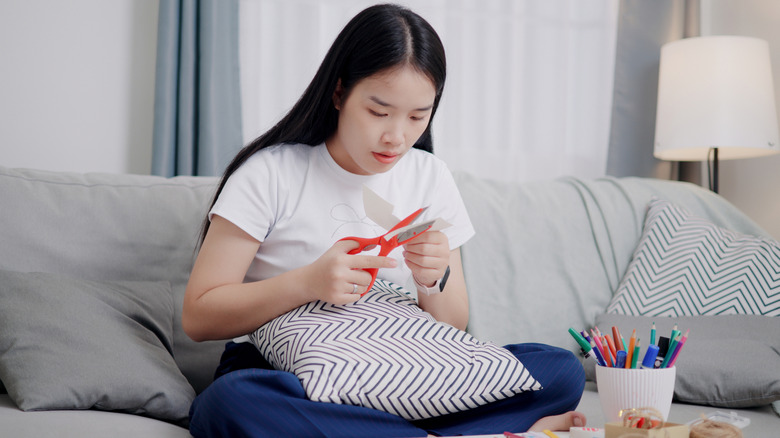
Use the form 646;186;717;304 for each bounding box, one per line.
250;279;540;420
607;198;780;317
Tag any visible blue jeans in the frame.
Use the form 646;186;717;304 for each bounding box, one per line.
189;342;585;437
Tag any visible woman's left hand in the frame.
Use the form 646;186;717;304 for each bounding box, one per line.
402;230;450;287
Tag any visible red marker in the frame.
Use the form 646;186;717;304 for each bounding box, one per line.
605;334;618;359
612;326;625;351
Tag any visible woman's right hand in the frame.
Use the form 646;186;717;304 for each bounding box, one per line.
302;239;397;305
184;216;399;341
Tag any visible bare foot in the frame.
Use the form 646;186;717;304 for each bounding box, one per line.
528;411;586;432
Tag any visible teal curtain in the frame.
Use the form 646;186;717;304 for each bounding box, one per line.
152;0;242;177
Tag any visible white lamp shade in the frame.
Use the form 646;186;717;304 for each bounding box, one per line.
654;36;780;161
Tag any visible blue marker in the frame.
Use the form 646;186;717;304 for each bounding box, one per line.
615;350;627;368
641;344;660;369
589;339;607;367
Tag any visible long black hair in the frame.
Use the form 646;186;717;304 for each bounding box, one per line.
200;3;446;243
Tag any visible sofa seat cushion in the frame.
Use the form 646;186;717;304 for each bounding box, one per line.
0;394;192;438
0;270;195;425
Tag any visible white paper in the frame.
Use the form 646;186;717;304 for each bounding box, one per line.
362;185;451;234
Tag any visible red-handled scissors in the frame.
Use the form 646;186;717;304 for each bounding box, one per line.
339;206;436;295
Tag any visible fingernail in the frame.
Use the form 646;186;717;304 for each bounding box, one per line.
574;416;584;427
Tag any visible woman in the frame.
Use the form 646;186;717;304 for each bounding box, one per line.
184;4;586;437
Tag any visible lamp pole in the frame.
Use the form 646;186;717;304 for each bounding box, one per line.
711;147;719;194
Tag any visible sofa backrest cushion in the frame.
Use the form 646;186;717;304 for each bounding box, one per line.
1;166;769;393
453;172;770;354
0;166;224;394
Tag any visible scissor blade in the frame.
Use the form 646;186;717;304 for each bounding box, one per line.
387;220;437;243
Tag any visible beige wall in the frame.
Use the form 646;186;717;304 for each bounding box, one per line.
0;0;158;175
703;0;780;239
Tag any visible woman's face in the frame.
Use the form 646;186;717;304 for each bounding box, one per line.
326;65;437;175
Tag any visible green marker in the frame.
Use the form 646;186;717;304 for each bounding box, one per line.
568;328;590;351
568;327;600;365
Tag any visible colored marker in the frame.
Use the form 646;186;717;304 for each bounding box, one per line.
591;329;607;358
615;350;627;368
604;334;617;359
568;328;589;351
590;339;607;367
654;337;669;368
650;322;656;346
661;331;681;368
612;326;625;351
642;344;660;369
631;339;641;369
664;325;681;366
625;329;637;369
667;329;690;367
603;341;613;367
670;325;680;348
568;328;599;364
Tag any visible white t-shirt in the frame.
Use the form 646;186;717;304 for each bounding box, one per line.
210;143;475;293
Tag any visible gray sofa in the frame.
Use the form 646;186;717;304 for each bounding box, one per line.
1;165;778;437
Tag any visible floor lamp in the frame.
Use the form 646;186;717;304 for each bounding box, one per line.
653;35;780;193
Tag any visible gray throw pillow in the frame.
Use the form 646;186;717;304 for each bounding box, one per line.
0;270;195;425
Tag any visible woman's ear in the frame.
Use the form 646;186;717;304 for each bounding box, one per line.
332;79;344;110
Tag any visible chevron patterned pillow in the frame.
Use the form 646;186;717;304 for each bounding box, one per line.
607;198;780;317
249;279;541;420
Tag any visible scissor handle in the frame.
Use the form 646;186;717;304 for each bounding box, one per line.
361;269;379;295
338;208;426;296
339;236;380;254
338;236;382;295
